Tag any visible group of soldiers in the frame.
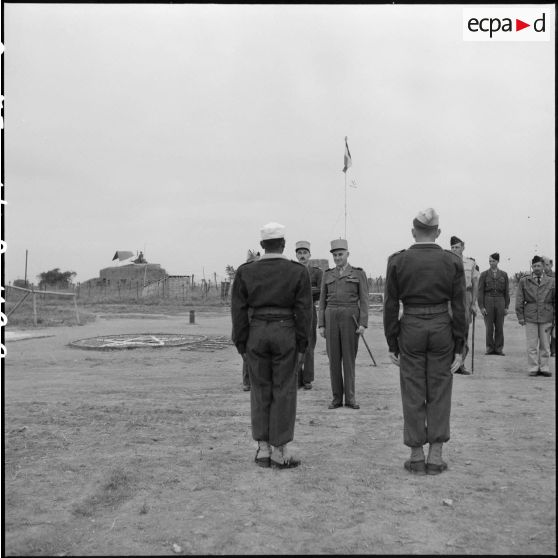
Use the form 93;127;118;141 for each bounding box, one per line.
230;210;555;473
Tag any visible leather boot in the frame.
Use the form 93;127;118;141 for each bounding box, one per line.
426;442;447;475
271;444;301;469
404;446;426;475
255;441;271;467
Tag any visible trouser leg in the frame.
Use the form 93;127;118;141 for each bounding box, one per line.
339;307;359;404
300;306;317;385
462;292;472;361
525;322;540;372
539;322;552;372
493;297;505;352
325;307;343;404
242;360;251;387
425;314;454;444
484;297;496;352
399;315;428;447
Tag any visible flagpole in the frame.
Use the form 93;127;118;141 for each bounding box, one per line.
344;171;347;239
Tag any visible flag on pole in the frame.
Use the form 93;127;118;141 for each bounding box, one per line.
342;136;352;173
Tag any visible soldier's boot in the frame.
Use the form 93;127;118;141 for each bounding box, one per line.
404;446;426;475
426;442;448;475
270;444;301;469
254;441;271;468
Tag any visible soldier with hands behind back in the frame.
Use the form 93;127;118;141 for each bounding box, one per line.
383;208;466;476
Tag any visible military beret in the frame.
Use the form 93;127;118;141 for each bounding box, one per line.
490;252;500;261
413;208;439;230
450;236;463;246
532;255;543;264
295;240;311;251
330;238;348;252
260;222;285;240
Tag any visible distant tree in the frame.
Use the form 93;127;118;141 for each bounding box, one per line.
37;268;77;289
225;265;236;281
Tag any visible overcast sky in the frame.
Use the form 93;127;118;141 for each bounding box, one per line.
3;3;555;285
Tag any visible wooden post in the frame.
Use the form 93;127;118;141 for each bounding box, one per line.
74;294;80;325
189;310;195;324
32;290;37;326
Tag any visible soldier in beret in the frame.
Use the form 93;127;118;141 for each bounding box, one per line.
515;255;555;377
478;252;510;355
383;208;466;475
231;222;312;469
318;238;368;410
295;241;323;390
450;236;479;374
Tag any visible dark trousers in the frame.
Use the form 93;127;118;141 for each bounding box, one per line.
242;360;250;387
324;306;360;405
483;296;506;353
399;313;454;447
246;318;298;447
298;305;317;386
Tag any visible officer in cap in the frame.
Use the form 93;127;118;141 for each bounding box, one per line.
383;208;466;475
295;241;323;390
318;238;369;410
231;222;312;469
477;252;510;355
450;236;479;374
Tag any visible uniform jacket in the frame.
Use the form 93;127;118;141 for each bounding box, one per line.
383;243;467;355
231;256;313;354
515;273;555;324
317;264;369;328
308;266;324;303
478;268;510;309
462;256;479;290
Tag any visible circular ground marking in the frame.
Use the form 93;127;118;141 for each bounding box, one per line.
69;333;208;351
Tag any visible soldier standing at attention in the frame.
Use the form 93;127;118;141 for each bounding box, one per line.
541;256;555;357
450;236;479;375
318;239;368;410
383;208;466;475
294;241;323;390
477;253;510;355
231;222;312;469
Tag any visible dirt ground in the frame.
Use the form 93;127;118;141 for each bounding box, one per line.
2;307;556;555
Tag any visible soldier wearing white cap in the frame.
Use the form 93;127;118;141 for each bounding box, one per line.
295;241;323;390
318;238;369;410
231;222;312;469
383;208;466;475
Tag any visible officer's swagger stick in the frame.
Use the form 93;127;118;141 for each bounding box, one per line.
352;315;377;366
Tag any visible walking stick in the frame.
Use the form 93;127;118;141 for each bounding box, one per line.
352;315;377;366
471;312;475;374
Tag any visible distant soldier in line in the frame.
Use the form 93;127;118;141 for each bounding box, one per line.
231;222;312;469
542;256;555;357
241;249;260;391
450;236;479;374
294;241;323;390
477;253;510;355
383;208;466;475
318;239;368;410
515;255;555;377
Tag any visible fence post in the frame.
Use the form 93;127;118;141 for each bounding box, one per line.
32;289;37;326
74;294;80;325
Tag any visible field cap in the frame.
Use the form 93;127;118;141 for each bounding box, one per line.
450;236;463;246
490;252;500;261
532;255;543;264
413;208;439;230
295;241;311;251
330;238;348;252
260;222;285;240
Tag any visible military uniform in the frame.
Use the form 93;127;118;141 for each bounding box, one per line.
298;264;323;387
478;257;510;355
383;208;466;475
231;242;312;454
318;241;368;408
